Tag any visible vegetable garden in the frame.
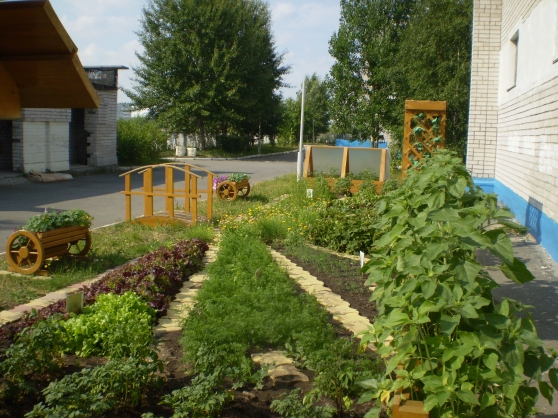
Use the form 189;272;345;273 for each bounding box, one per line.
0;151;556;417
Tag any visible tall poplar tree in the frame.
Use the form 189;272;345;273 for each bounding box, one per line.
126;0;288;149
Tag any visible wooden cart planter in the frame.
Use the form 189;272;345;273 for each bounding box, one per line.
216;179;251;201
5;226;92;275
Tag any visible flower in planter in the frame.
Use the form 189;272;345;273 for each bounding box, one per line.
23;208;93;232
212;176;228;190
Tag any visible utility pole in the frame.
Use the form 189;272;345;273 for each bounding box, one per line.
296;79;306;181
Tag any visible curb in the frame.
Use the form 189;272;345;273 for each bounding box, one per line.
164;150;298;162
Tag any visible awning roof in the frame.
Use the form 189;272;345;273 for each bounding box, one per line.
0;0;100;120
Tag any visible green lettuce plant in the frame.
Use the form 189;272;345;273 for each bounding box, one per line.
359;151;558;417
23;208;93;233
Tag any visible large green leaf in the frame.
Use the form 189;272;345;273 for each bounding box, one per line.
485;229;514;264
440;314;461;336
447;176;467;198
500;258;535;284
539;381;553;405
549;368;558;390
424;394;439;412
454;260;482;284
480;392;496;410
422;280;437;300
425;242;448;261
374;224;406;249
383;309;410;328
456;389;479;405
428;208;461;222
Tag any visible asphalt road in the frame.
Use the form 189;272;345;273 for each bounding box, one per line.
0;153;297;246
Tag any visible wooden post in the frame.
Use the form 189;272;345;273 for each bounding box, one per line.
124;174;131;221
184;164;191;213
341;147;349;177
206;172;213;221
165;166;175;218
303;146;313;178
191;175;198;225
143;167;154;217
379;149;387;182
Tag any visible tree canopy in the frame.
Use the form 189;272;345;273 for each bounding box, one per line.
328;0;473;156
126;0;288;149
278;74;330;145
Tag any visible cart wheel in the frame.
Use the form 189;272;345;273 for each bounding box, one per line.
67;231;92;257
237;183;251;198
217;181;238;201
5;231;44;274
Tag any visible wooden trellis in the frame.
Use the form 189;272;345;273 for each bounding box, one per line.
402;100;446;174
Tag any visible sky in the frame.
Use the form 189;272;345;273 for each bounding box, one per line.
50;0;341;103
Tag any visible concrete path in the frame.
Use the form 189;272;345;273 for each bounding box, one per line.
0;153;297;248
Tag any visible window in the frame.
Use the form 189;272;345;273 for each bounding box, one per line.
507;31;519;91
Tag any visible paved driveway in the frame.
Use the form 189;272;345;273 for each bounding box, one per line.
0;153;297;247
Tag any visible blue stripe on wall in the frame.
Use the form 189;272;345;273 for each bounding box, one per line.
473;177;558;263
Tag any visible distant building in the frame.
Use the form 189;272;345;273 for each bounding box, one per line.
117;103;132;120
0;66;127;172
467;0;558;261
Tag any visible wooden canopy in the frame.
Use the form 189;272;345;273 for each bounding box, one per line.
0;0;100;120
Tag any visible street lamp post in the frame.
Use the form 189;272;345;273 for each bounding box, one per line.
296;79;306;180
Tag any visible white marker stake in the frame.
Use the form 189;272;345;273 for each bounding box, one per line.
360;251;365;268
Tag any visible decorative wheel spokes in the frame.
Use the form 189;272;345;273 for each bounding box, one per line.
67;232;92;257
5;231;44;274
236;183;251;198
217;181;238;201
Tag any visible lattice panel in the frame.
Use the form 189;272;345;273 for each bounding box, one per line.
402;100;446;174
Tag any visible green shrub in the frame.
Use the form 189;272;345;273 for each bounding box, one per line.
360;151;558;418
117;117;169;165
62;292;156;358
0;316;66;398
307;197;378;254
332;177;352;196
26;357;162;417
161;372;234;418
216;134;250;153
271;389;336;418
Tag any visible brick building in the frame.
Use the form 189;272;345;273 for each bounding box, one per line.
0;66;126;173
467;0;558;261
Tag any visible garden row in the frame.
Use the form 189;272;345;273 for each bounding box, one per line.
0;238;208;416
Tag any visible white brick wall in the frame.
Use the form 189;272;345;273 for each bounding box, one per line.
469;0;558;224
467;0;502;178
46;122;70;172
85;90;118;167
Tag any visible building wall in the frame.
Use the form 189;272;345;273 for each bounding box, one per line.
466;0;502;178
85;90;118;167
12;109;71;172
469;0;558;261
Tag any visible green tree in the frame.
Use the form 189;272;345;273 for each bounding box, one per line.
278;74;330;145
328;0;414;146
393;0;473;156
126;0;288;150
328;0;473;157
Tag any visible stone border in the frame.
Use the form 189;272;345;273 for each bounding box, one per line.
153;245;218;337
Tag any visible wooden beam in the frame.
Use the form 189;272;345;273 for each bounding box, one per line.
0;62;21;119
405;100;446;111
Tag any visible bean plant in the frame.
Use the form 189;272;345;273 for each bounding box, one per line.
359;151;558;417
